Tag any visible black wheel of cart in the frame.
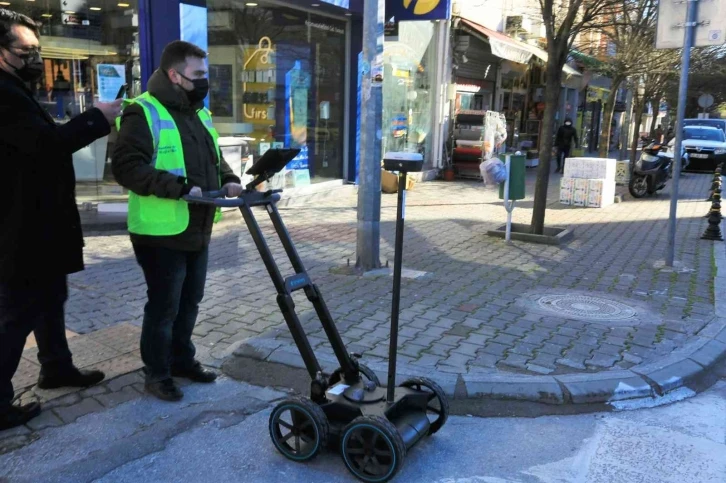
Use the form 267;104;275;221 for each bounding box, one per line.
269;397;328;462
340;415;406;482
400;377;449;435
328;363;381;387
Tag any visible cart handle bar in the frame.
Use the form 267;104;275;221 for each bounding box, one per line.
183;188;282;208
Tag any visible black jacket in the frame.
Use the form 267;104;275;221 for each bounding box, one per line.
555;124;579;149
112;70;240;251
0;69;110;282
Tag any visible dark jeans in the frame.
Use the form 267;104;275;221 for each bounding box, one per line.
557;145;572;170
133;244;209;383
0;276;74;409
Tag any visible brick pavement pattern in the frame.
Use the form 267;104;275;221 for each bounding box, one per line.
45;173;716;380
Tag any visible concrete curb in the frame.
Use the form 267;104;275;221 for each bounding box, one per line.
225;210;726;406
228;313;726;406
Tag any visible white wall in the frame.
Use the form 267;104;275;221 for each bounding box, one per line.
455;0;543;33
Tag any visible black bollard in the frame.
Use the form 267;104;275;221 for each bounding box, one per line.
701;208;724;241
707;171;721;201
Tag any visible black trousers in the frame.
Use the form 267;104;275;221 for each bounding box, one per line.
0;276;74;409
557;145;572;170
133;244;209;383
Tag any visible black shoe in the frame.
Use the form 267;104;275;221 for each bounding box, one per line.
37;368;105;390
0;402;42;431
145;379;184;402
172;363;217;383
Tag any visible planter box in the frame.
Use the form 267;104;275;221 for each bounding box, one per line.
486;223;574;245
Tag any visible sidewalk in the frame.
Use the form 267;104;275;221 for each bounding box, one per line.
5;170;726;450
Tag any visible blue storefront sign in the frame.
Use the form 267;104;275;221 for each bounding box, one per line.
386;0;451;21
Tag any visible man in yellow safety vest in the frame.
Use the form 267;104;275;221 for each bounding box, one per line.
112;41;242;401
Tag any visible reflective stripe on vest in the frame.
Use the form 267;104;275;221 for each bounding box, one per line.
117;92;222;236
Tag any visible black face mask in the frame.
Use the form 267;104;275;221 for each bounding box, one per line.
179;73;209;104
6;49;44;83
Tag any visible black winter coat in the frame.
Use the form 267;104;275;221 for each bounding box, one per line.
0;69;111;282
555;124;579;149
112;70;240;251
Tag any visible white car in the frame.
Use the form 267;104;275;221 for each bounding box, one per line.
670;126;726;171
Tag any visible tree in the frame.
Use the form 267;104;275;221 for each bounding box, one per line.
532;0;621;235
593;0;669;157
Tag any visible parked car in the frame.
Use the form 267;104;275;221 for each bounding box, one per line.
672;125;726;172
683;118;726;136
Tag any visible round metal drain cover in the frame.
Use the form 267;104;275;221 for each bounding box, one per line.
536;294;637;321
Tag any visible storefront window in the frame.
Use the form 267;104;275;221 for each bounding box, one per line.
13;0;140;203
382;21;436;163
206;1;347;187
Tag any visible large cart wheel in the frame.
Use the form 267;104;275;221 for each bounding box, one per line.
340;416;406;483
269;397;328;462
400;377;449;435
328;363;381;387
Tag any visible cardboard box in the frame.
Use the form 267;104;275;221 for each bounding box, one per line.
573;179;589;207
560;178;575;205
563;158;617;181
381;170;415;193
586;179;616;208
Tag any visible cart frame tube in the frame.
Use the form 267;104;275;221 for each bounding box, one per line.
387;171;408;402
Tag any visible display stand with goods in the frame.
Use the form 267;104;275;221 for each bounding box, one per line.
559;158;617;208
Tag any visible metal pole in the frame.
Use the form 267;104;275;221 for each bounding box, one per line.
387;172;407;403
666;0;699;267
620;85;634;161
504;155;512;243
356;0;384;272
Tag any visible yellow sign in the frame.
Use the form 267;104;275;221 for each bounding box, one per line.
402;0;441;15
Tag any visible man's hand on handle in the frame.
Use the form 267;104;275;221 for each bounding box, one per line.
189;186;203;197
96;99;124;125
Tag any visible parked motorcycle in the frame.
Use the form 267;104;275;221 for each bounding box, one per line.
628;141;689;198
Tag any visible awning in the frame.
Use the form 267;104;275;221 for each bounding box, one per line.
459;19;532;64
458;18;581;78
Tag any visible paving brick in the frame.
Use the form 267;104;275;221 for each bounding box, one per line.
53;398;104;424
499;353;530;370
25;410;64;431
479;342;510;357
510;342;539;357
491;333;518;347
539;343;567;357
470;353;500;369
106;372;144;392
586;353;620;369
528;353;558;369
95;386;140;408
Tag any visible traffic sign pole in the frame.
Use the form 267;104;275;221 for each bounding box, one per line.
666;0;699;267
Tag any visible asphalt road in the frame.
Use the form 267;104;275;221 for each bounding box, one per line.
1;375;724;483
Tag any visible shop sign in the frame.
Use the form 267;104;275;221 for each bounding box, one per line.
62;13;83;26
385;17;399;40
386;0;451;22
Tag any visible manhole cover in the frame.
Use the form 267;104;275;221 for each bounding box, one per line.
536;294;637;321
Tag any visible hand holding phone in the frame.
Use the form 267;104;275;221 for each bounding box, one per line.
115;84;128;100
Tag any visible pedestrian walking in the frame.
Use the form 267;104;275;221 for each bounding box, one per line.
0;9;121;431
112;41;242;402
554;118;579;174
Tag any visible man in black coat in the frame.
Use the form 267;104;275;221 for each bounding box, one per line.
554;118;579;173
0;9;123;431
113;41;242;401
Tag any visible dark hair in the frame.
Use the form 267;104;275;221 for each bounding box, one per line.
0;9;39;48
160;40;207;72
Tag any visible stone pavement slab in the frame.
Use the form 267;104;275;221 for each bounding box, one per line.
18;172;726;409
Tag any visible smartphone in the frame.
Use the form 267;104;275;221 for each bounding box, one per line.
115;84;128;100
